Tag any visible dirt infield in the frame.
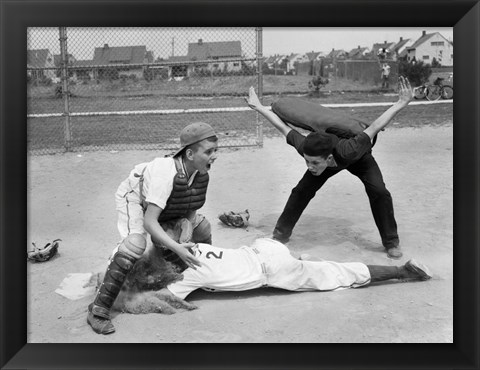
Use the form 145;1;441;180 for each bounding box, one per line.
27;117;452;343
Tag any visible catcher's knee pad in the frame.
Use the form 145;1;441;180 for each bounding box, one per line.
192;217;212;244
119;233;146;259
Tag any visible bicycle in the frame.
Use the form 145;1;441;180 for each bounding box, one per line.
414;77;453;101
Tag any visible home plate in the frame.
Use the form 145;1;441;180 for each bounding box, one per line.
55;273;96;300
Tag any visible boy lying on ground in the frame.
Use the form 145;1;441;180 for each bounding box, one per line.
103;219;431;321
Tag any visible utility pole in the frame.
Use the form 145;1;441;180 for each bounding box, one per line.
59;27;71;152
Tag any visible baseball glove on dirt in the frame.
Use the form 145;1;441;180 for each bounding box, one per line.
27;239;61;262
218;210;250;228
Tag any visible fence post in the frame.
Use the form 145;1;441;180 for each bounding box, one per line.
255;27;264;147
59;27;72;151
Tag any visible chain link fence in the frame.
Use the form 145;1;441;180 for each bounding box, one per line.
27;27;263;155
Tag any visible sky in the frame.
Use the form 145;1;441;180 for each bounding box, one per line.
262;27;453;56
28;27;453;61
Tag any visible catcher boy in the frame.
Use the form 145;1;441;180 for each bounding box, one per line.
87;122;218;335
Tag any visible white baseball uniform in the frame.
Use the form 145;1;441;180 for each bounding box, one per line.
167;238;371;299
115;157;200;239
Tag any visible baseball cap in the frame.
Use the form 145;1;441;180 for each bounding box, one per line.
302;131;334;158
173;122;217;157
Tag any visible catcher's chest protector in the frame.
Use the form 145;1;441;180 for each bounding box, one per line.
158;158;209;222
271;97;369;134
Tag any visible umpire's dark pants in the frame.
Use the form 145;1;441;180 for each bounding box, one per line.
273;153;399;249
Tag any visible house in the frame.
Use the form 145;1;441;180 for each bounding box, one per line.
348;46;371;60
391;37;414;59
167;55;191;78
261;54;289;74
70;60;95;81
326;48;348;59
295;51;327;76
189;39;243;73
322;49;348;78
165;39;244;78
305;51;327;62
263;55;278;69
53;53;77;67
286;53;309;74
91;44;153;79
27;49;56;81
267;54;288;68
53;53;77;81
406;31;453;66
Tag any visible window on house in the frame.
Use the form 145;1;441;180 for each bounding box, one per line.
431;41;444;46
423;55;430;60
213;64;219;68
233;63;239;67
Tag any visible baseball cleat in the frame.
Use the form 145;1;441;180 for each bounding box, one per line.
87;303;115;335
404;259;432;280
386;246;403;259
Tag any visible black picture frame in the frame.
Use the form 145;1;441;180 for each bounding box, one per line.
1;0;479;369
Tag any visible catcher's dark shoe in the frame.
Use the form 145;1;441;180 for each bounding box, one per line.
87;303;115;335
386;246;403;259
404;259;432;281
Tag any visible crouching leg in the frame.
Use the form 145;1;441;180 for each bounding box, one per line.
87;233;146;335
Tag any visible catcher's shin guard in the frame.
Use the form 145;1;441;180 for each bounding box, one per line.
91;251;137;319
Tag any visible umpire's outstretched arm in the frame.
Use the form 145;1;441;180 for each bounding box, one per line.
245;86;292;137
363;76;414;141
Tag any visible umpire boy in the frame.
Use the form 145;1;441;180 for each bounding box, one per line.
246;77;414;259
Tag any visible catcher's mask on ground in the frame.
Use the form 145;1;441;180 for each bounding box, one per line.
27;239;61;262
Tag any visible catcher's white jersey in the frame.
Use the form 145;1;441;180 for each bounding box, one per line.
167;238;371;299
115;157;197;239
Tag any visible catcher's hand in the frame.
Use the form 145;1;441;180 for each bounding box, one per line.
27;239;61;262
163;218;193;244
218;210;250;228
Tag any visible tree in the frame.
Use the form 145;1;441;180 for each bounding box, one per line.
398;57;432;86
143;67;154;82
431;58;442;68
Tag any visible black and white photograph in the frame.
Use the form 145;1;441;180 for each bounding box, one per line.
1;0;479;369
26;26;454;343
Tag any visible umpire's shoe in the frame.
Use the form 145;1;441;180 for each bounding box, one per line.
87;303;115;335
386;246;403;259
404;259;432;281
